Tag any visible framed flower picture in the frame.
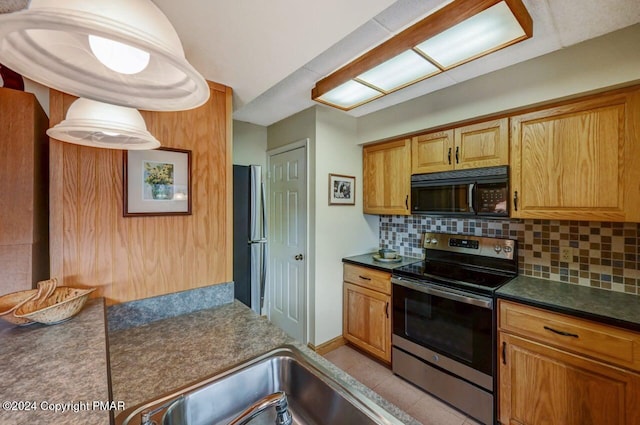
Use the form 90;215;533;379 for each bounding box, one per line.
123;147;191;216
328;173;355;205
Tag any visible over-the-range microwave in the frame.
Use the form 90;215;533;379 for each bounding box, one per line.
411;165;509;217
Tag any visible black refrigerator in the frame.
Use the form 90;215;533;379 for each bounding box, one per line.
233;165;266;314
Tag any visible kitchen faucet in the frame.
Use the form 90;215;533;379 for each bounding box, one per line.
229;391;293;425
139;391;292;425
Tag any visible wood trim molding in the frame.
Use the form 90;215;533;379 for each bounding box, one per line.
224;85;234;281
48;89;65;282
207;80;228;93
308;336;347;355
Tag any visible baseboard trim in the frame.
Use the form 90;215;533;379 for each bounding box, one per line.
308;336;346;355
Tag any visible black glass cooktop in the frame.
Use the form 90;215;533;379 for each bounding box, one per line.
393;260;515;294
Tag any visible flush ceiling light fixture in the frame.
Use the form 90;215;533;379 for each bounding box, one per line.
46;98;161;150
0;0;209;111
312;0;532;110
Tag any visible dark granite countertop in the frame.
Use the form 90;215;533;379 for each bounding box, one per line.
497;276;640;332
343;253;422;272
0;298;111;425
108;300;420;425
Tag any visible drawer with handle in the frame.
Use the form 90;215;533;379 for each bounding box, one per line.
343;263;391;295
499;300;640;371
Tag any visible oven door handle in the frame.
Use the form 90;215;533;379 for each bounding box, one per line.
391;277;493;310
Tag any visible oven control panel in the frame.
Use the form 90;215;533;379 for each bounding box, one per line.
423;232;516;260
449;238;479;249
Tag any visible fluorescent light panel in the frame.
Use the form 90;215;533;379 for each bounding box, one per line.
415;2;526;68
318;80;381;109
357;50;440;92
312;0;532;110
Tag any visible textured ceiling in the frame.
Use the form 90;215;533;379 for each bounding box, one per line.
152;0;640;126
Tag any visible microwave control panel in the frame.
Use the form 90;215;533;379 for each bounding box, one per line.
476;185;508;213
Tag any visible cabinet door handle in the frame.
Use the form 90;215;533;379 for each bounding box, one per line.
455;146;459;164
544;326;579;338
405;195;409;210
513;190;518;212
358;275;371;281
447;147;452;165
502;341;507;365
385;302;389;318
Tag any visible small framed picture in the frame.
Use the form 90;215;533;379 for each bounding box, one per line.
123;147;192;216
328;173;355;205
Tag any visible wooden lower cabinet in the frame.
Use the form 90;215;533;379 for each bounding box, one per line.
343;264;391;363
498;300;640;425
499;333;640;425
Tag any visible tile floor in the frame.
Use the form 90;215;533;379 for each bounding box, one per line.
324;345;482;425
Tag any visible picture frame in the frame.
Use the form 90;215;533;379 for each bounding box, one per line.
123;147;192;216
328;173;355;205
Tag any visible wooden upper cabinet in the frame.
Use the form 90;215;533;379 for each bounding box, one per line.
411;118;508;174
510;88;640;221
412;130;453;174
363;138;411;215
455;118;509;169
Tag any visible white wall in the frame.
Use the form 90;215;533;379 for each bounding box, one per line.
233;120;267;167
314;107;378;344
357;24;640;144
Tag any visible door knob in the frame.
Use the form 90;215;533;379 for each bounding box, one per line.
294;254;304;261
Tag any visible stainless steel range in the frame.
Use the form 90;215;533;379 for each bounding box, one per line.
391;232;517;425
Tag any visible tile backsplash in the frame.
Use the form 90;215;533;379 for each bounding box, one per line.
380;216;640;295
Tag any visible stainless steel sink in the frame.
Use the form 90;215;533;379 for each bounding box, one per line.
115;345;405;425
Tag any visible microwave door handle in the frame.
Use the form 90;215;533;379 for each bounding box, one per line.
468;183;475;213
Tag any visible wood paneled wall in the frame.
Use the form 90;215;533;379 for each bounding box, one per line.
49;82;233;305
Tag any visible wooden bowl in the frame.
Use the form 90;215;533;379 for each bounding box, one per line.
0;278;58;325
14;287;95;325
0;289;38;325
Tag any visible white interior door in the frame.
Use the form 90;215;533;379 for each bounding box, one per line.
267;145;306;342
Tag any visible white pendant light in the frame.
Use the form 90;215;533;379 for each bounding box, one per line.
46;98;161;150
0;0;209;111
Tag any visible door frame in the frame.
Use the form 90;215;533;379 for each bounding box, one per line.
266;138;309;343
